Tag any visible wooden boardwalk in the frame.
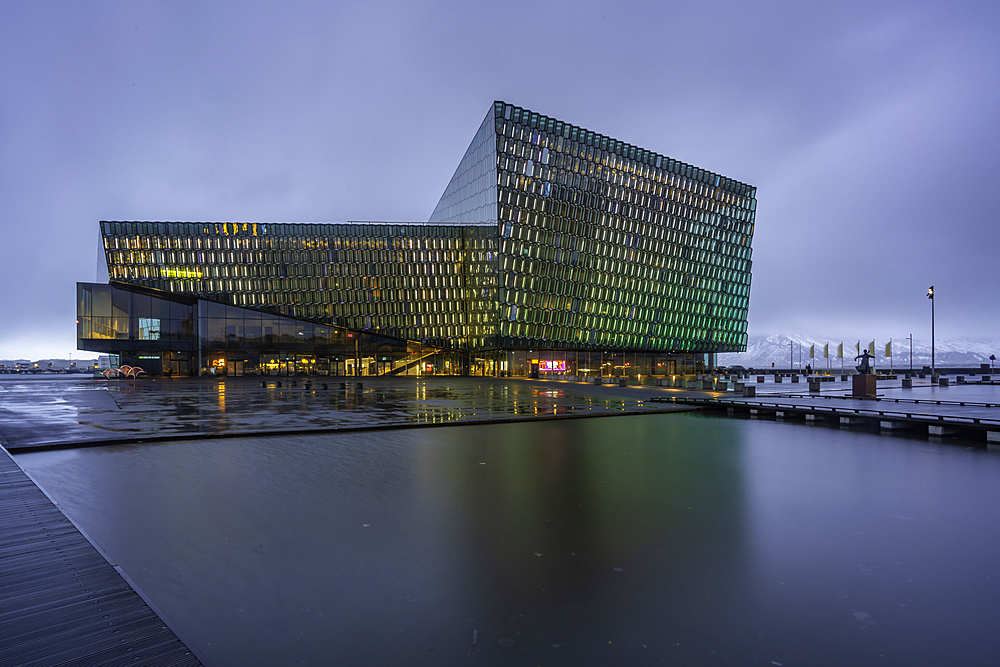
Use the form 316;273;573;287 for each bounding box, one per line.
652;393;1000;442
0;442;207;667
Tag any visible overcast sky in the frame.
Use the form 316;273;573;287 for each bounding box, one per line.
2;0;998;359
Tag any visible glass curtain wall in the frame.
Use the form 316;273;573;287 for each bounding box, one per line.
87;101;756;377
493;101;755;355
428;106;498;224
98;221;492;351
78;282;447;378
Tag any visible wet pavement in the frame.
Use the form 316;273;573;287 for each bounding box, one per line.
16;413;1000;666
0;376;694;449
4;375;1000;449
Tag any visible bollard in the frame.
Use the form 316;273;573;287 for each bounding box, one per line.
276;381;282;388
261;381;267;388
715;381;728;392
339;382;346;389
939;377;949;387
305;381;311;390
791;375;800;383
321;383;328;390
809;381;821;392
902;378;912;388
957;376;965;384
618;377;627;387
775;375;782;383
742;385;756;397
356;382;364;391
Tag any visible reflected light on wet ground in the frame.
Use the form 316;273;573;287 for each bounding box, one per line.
15;414;1000;666
0;377;684;448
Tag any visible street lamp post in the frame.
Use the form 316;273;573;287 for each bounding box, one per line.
908;333;913;372
927;286;935;380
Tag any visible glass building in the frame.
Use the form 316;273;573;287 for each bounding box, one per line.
78;101;756;377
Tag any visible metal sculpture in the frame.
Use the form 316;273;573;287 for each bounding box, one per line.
100;365;146;379
854;350;873;375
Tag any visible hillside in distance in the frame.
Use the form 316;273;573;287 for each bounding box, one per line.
719;334;1000;370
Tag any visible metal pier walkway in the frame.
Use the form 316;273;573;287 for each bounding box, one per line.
0;443;206;667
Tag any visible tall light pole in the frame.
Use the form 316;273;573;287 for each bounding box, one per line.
908;333;913;372
927;286;935;379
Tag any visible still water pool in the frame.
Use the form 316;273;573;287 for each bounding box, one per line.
16;413;1000;666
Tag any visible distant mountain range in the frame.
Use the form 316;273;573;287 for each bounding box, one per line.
719;334;1000;370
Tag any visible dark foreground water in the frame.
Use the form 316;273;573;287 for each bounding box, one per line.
16;414;1000;666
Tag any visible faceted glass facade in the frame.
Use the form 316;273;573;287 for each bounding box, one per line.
98;221;495;350
492;102;754;353
83;101;755;376
428;107;498;225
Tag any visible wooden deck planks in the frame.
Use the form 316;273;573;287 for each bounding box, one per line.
0;445;206;667
657;393;1000;439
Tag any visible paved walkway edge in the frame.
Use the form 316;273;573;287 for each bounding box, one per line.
5;405;703;453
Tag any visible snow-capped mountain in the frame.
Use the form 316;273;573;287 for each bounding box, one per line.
719;334;1000;369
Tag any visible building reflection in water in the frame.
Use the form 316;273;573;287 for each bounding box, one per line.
411;414;750;653
15;408;1000;665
